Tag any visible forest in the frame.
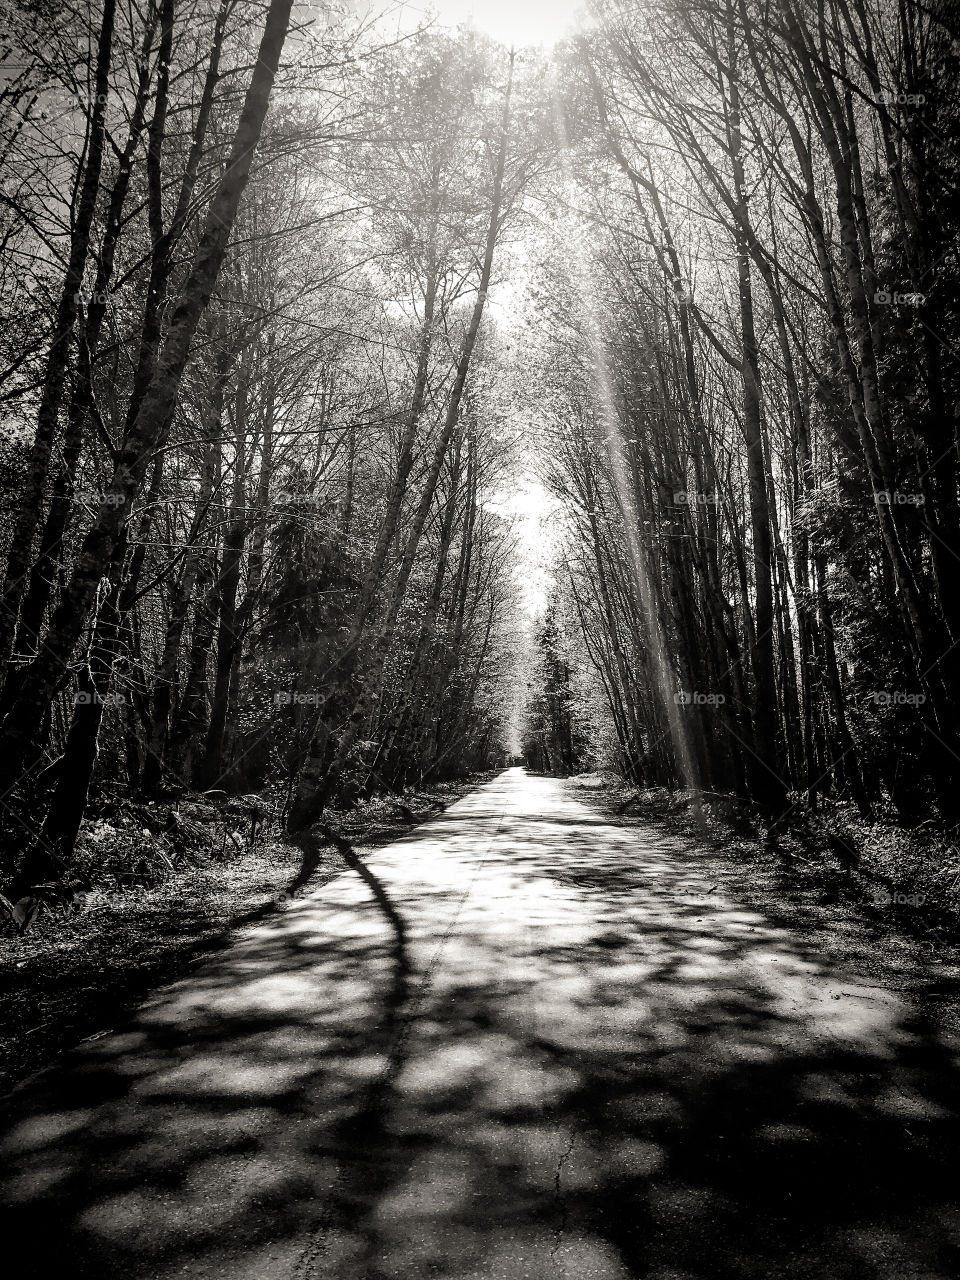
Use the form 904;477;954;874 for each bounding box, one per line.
1;0;958;924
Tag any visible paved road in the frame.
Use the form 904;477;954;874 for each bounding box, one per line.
1;769;958;1278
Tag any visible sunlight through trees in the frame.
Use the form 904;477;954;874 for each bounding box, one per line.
0;0;957;904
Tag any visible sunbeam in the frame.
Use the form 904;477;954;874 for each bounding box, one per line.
547;91;705;818
423;0;585;47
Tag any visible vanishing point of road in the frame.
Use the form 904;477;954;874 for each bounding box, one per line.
1;769;958;1279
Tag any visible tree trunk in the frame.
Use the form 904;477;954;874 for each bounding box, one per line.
0;0;294;796
0;0;117;669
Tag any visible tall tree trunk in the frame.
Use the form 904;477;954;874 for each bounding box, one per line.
0;0;116;669
202;370;250;787
8;5;158;678
0;0;293;799
724;29;787;815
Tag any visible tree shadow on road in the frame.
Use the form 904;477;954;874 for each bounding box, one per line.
1;774;958;1279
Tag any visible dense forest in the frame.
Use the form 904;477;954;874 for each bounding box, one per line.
1;0;958;920
520;0;960;836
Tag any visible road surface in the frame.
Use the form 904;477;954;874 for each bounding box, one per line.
1;768;958;1278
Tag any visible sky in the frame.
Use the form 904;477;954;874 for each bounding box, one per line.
398;0;588;47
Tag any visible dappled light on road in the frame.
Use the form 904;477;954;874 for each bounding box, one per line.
1;769;958;1278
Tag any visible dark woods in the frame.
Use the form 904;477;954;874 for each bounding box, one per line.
523;0;960;833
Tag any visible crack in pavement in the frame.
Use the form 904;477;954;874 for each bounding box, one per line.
551;1129;577;1265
